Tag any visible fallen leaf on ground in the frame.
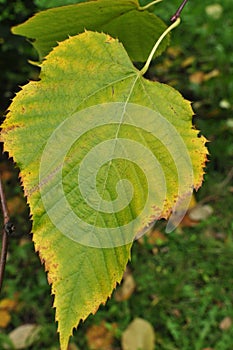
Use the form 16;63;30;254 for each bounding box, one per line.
0;310;11;328
179;214;199;228
7;195;27;215
8;324;41;349
122;318;155;350
148;230;167;246
189;69;219;85
138;230;167;247
219;316;232;330
167;46;182;58
0;298;19;328
179;201;213;228
181;56;195;68
0;170;13;181
205;4;223;19
115;271;136;302
203;69;220;81
220;101;231;110
189;71;205;84
189;205;213;221
0;298;18;311
86;322;117;350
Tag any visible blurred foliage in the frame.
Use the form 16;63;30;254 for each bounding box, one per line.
0;0;233;349
145;0;233;180
0;0;39;113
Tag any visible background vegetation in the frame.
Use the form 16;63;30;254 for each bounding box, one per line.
0;0;232;349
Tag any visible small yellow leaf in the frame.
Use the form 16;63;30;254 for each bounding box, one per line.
203;69;220;81
181;56;195;68
189;72;205;84
220;100;231;110
205;4;223;19
0;310;11;328
0;298;18;311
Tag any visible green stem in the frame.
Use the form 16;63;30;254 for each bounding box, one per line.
140;17;181;76
139;0;163;11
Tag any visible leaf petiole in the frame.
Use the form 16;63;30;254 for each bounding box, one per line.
140;17;181;76
138;0;163;11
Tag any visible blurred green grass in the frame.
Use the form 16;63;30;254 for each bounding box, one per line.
0;0;233;349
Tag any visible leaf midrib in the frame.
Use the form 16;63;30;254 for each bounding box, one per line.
89;73;140;233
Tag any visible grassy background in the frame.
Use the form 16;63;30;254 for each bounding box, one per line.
0;0;233;349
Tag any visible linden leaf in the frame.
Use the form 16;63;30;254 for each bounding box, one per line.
1;31;207;349
34;0;91;10
12;0;169;62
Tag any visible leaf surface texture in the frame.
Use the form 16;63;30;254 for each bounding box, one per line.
1;32;207;349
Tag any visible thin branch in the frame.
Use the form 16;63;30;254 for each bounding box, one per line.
171;0;189;22
0;171;12;293
188;168;233;208
216;167;233;189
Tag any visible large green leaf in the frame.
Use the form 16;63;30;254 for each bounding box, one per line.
34;0;91;10
1;32;207;349
12;0;169;62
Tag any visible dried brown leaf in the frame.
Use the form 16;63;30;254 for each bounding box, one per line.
0;310;11;328
189;205;213;221
115;271;136;302
86;322;117;350
189;72;205;84
219;316;232;331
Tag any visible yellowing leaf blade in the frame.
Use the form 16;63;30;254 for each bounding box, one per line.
1;31;207;349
